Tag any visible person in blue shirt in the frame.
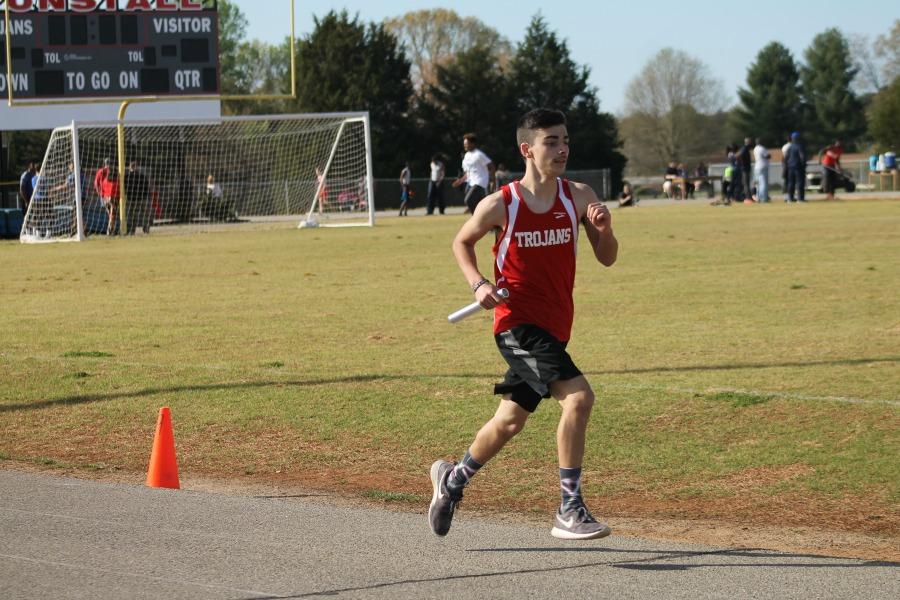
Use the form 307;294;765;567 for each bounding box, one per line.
19;162;36;212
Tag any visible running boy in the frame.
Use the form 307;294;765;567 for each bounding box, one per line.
429;108;618;540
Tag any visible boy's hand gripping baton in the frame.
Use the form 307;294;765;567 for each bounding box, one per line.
448;288;509;323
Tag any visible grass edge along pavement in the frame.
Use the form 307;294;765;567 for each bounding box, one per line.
1;198;898;559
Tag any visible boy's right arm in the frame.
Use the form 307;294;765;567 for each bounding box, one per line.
451;192;507;308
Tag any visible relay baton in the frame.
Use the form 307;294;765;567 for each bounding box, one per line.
448;288;509;324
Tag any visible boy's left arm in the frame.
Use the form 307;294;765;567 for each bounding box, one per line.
573;182;618;267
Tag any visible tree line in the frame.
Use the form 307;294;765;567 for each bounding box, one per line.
621;22;900;174
217;3;625;188
5;5;897;190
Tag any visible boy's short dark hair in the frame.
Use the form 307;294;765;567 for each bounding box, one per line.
463;132;478;145
517;108;567;145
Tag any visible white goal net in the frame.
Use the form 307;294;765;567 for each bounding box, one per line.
20;112;374;242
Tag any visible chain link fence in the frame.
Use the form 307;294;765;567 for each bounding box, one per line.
372;168;612;211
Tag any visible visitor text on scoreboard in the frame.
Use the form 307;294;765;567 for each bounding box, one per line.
0;0;220;99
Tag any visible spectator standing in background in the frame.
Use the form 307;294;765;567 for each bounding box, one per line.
736;138;752;203
94;158;119;235
781;135;792;201
315;166;328;214
452;133;495;214
65;162;89;201
820;139;843;201
753;139;771;202
618;182;635;207
28;166;50;236
125;161;152;235
398;161;411;216
677;162;694;198
494;163;512;191
784;132;806;203
427;155;445;215
202;174;235;221
693;161;711;197
724;146;736;204
19;162;36;212
663;161;679;199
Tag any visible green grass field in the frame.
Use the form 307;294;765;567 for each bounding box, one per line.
1;199;898;538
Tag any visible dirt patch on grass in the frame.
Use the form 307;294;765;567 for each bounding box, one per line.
710;464;817;490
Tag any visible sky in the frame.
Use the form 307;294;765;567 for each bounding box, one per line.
231;0;895;115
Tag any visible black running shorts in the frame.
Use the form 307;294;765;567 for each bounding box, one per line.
493;324;583;412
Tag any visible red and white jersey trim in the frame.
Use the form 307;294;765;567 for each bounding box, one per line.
556;179;579;252
496;178;578;277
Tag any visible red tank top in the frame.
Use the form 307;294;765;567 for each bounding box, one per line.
492;179;579;342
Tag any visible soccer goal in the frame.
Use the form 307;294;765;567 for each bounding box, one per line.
20;112;374;242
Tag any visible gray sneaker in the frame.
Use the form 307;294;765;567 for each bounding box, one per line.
428;460;461;536
550;504;611;540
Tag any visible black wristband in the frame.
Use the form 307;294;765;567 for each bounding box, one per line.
471;278;490;293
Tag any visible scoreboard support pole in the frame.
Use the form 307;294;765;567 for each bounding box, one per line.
5;0;298;237
4;3;12;108
117;101;129;235
0;130;7;209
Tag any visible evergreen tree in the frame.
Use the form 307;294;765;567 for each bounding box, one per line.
507;15;625;188
415;45;516;173
734;42;803;147
868;76;900;152
508;15;590;112
290;11;413;176
6;131;51;180
801;29;867;150
217;0;250;96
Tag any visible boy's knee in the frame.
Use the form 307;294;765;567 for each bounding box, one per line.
493;415;526;439
565;389;595;416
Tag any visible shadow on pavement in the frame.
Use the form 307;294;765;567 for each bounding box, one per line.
244;546;897;599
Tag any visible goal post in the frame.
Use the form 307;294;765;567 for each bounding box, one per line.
19;124;85;243
20;112;375;242
302;113;375;229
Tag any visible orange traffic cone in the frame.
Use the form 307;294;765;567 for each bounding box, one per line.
146;407;180;489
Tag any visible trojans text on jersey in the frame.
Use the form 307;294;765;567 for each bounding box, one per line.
513;227;572;248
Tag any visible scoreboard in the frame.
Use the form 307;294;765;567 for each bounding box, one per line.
0;0;219;100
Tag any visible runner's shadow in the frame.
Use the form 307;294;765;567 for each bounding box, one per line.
254;494;330;499
470;546;899;570
240;547;897;599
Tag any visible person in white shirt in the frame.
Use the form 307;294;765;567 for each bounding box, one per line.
452;133;495;214
206;174;222;199
781;135;792;201
203;174;234;221
427;155;446;215
753;139;772;202
399;162;412;216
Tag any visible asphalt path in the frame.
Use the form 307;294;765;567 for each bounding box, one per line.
1;470;896;600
